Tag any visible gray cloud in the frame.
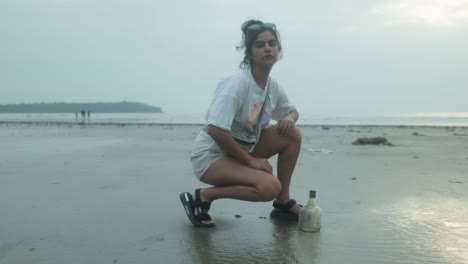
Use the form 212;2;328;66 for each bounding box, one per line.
1;0;467;116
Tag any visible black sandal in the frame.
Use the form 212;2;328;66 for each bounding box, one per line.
270;199;302;221
179;188;216;228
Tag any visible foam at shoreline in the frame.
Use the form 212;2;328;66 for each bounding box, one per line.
2;112;468;127
1;120;468;129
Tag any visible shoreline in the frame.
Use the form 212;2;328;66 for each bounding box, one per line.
2;120;468;129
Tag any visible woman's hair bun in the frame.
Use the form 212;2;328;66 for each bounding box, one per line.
241;19;264;35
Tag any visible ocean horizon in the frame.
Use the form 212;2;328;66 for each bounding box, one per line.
1;112;468;127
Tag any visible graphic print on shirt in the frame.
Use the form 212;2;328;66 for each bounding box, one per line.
246;100;264;130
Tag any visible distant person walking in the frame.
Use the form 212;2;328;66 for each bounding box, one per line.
87;111;91;119
179;19;301;227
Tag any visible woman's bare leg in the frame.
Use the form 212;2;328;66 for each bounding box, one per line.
251;126;302;213
193;125;302;224
191;156;281;225
200;156;282;202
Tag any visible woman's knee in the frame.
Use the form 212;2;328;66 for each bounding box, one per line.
288;126;302;143
256;176;282;201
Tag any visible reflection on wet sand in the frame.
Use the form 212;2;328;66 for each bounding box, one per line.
271;218;323;264
373;195;468;263
180;196;467;264
184;217;320;264
270;218;300;264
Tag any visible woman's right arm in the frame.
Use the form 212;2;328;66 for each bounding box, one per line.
205;125;272;173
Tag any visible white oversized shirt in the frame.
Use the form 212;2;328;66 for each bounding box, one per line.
205;70;296;149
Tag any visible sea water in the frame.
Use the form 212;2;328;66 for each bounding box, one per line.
1;112;468;126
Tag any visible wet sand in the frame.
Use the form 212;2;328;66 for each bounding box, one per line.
0;123;467;264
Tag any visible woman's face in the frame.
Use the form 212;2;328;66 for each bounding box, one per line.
251;31;279;68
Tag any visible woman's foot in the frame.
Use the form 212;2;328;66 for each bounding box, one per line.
274;199;301;214
192;189;214;226
270;199;302;220
179;188;215;227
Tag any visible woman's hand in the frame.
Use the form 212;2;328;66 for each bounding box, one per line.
276;116;296;136
248;157;273;174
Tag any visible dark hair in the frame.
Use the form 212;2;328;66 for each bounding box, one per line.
236;19;282;69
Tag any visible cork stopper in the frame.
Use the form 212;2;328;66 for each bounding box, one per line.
309;190;316;198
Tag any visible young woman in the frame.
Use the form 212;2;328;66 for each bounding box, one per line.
180;19;302;227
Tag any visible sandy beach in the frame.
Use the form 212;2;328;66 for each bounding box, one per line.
1;123;467;264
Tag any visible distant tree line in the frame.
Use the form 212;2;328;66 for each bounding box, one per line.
0;102;163;113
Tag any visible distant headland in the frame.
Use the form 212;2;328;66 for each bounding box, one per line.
0;102;163;113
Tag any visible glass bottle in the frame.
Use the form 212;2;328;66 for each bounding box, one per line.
298;190;322;232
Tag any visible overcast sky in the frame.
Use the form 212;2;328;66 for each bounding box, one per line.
2;0;468;116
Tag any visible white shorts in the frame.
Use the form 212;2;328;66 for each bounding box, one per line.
190;130;227;180
191;129;255;180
